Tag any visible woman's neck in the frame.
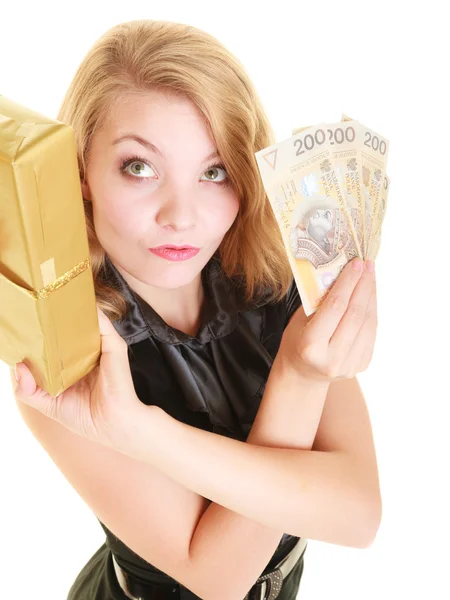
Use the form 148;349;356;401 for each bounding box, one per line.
114;261;205;336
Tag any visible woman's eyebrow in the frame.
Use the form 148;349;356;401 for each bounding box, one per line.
112;134;219;163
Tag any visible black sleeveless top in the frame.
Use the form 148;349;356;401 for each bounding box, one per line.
98;252;303;584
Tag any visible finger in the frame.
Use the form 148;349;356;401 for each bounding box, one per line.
12;362;59;417
329;261;375;354
342;273;378;373
308;258;365;343
12;363;38;398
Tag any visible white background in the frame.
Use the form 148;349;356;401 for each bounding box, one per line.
0;1;448;598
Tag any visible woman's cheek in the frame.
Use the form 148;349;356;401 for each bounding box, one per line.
213;191;239;232
100;194;143;237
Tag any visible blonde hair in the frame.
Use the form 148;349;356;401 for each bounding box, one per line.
56;19;293;321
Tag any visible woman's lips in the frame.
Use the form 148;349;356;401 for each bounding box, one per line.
151;244;199;250
147;246;200;261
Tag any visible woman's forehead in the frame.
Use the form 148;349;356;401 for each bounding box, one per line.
107;90;199;124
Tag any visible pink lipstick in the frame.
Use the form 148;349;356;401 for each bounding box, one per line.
148;245;200;261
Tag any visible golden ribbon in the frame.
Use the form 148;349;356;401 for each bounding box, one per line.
26;257;91;301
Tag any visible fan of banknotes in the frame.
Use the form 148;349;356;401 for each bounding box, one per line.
255;114;389;316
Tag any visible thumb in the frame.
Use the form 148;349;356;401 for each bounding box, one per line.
96;305;128;354
96;305;133;395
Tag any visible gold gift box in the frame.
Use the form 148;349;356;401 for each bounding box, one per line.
0;95;101;398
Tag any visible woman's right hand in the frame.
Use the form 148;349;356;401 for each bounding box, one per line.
278;258;377;383
10;306;144;452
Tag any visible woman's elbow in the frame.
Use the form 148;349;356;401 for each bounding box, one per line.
356;495;382;549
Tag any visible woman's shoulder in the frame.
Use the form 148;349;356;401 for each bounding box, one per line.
283;277;302;325
246;276;301;321
237;276;301;346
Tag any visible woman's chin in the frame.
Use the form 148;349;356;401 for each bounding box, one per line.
141;265;202;290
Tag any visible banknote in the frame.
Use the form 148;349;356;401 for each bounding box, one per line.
255;123;359;316
292;125;311;134
317;121;364;258
293;121;375;262
341;115;389;256
369;174;390;260
359;125;389;256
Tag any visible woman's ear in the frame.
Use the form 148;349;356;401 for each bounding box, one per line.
81;179;91;201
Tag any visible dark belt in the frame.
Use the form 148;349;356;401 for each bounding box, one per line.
112;537;307;600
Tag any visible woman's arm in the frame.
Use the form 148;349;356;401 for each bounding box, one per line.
122;349;379;543
101;261;378;600
183;353;331;600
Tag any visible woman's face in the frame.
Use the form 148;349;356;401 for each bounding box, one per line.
81;89;240;290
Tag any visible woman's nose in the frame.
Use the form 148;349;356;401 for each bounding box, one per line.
155;189;197;231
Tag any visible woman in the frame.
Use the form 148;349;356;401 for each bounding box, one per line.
11;19;381;600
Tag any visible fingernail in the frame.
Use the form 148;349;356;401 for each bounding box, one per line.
14;364;20;382
352;259;363;271
365;260;375;273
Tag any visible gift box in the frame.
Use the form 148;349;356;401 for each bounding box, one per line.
0;95;101;398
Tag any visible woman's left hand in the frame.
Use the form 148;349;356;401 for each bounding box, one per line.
278;259;378;382
10;306;143;451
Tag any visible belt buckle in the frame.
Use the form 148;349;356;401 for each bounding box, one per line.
243;567;283;600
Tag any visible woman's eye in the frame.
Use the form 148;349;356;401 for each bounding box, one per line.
125;161;155;178
120;158;229;185
201;165;228;183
